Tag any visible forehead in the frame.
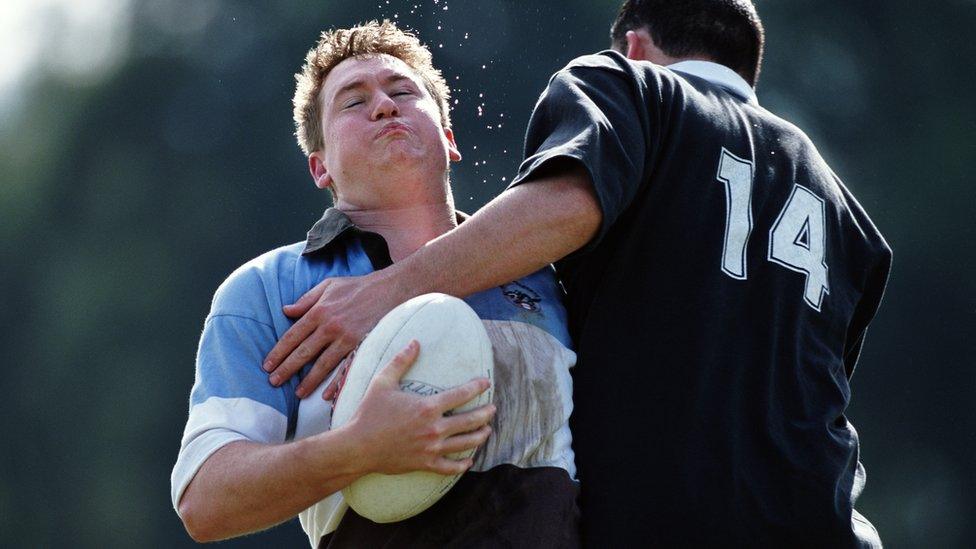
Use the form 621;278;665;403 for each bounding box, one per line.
320;54;427;103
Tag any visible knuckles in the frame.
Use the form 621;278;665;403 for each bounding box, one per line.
294;346;312;361
335;334;358;351
416;399;439;418
424;422;445;439
308;305;329;321
322;318;341;334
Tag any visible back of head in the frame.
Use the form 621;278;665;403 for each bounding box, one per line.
610;0;765;86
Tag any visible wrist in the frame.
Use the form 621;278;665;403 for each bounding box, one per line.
305;425;371;480
377;258;427;304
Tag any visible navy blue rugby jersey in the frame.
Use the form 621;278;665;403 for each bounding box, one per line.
509;51;891;547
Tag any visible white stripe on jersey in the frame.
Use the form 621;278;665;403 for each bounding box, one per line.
170;397;288;512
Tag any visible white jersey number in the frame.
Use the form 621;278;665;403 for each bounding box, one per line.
716;148;755;279
716;150;830;311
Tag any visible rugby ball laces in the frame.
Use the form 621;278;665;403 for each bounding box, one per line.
330;293;494;523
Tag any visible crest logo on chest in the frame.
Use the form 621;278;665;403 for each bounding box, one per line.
500;281;542;312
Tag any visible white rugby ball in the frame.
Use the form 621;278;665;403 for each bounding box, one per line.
331;293;494;523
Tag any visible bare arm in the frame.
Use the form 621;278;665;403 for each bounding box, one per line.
396;161;601;297
264;162;600;395
180;342;494;542
178;434;359;542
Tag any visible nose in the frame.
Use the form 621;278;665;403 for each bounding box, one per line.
370;94;400;120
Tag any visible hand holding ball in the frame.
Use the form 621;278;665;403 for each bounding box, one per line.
331;293;495;523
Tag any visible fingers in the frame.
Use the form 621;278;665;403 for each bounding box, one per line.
268;325;331;386
295;342;351;398
428;456;474;476
263;316;318;374
441;404;496;437
322;380;339;401
438;425;492;455
282;282;326;318
431;377;491;412
375;340;420;384
322;359;351;401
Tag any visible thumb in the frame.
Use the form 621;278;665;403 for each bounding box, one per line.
376;340;420;385
283;281;327;317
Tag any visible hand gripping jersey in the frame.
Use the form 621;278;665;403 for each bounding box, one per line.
170;209;580;548
509;51;891;547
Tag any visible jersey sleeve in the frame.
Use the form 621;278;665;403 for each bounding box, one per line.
170;266;297;513
842;236;893;380
837;175;894;380
509;52;660;251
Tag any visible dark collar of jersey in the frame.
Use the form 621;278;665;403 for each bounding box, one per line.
301;207;469;270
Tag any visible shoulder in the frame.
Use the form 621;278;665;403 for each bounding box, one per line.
552;50;669;94
754;109;893;268
561;51;630;72
754;104;819;149
558;50;656;77
536;51;675;128
209;242;306;323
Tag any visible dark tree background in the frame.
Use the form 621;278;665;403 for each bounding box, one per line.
1;0;973;547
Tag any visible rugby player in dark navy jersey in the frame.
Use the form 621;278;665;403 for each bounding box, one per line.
266;2;891;546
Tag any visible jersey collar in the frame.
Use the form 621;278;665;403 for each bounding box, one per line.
302;207;470;257
302;207;357;256
666;60;758;105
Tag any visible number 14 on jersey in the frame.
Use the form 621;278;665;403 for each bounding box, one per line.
716;148;830;311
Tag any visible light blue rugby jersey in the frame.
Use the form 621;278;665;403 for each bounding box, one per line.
170;209;576;519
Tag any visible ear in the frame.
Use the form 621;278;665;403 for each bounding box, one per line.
444;128;462;162
308;152;334;190
625;30;647;61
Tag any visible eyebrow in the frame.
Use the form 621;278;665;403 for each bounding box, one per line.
333;74;414;101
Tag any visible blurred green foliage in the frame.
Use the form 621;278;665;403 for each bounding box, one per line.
1;0;973;546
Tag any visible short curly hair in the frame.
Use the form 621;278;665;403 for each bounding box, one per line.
292;20;452;156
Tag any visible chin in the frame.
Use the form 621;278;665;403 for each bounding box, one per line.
383;144;431;164
372;139;445;167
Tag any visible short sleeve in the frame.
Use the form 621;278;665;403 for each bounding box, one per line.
170;267;298;512
834;172;894;380
842;239;893;380
509;52;659;250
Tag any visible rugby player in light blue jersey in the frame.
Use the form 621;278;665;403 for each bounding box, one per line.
172;21;580;547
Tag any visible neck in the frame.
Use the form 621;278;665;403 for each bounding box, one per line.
338;200;457;262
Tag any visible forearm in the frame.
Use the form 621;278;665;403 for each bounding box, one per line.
388;163;600;298
178;428;362;542
261;163;600;394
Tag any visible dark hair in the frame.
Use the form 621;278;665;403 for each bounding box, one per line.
610;0;765;86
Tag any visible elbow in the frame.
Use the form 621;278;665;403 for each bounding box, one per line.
572;185;602;243
178;492;222;543
557;164;603;247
